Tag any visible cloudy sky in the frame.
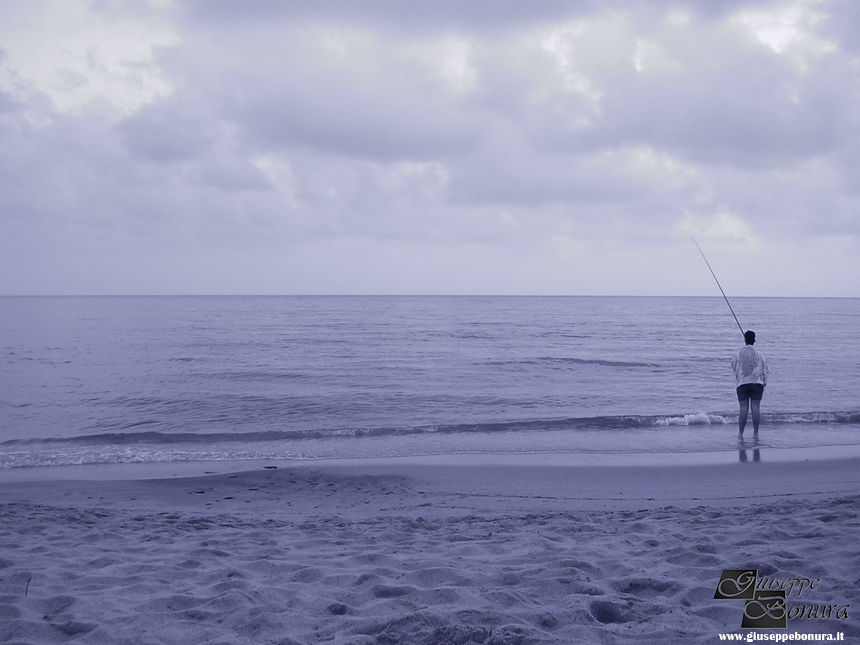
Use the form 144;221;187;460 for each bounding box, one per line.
1;0;858;296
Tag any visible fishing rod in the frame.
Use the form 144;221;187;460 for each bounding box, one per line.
687;232;745;337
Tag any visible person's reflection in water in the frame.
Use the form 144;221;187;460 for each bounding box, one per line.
738;448;762;463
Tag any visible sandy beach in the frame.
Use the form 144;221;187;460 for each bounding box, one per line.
1;453;858;644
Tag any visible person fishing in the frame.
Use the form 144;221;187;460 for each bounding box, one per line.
688;233;771;442
732;330;769;441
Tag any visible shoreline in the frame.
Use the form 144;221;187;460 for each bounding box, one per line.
2;443;860;484
1;448;858;515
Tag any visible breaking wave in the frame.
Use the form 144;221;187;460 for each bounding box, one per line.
4;410;859;449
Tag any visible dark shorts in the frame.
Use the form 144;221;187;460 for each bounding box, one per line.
737;383;764;402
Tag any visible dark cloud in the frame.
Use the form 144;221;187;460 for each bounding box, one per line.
0;90;18;113
189;160;273;192
820;0;860;55
446;146;684;209
0;49;17;113
179;0;604;32
224;77;483;161
116;97;217;162
582;59;846;168
160;19;487;161
517;19;851;170
175;0;854;170
179;0;777;33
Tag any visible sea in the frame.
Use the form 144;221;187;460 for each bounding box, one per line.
1;296;859;474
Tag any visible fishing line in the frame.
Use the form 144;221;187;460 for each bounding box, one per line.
687;232;745;337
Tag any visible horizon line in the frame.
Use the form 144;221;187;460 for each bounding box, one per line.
1;294;857;299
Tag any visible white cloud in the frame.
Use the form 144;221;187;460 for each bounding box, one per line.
602;146;698;192
537;19;608;107
733;0;835;70
410;36;478;92
679;211;759;250
0;0;178;115
252;155;298;205
371;161;450;201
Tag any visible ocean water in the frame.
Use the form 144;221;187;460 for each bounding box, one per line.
1;296;858;470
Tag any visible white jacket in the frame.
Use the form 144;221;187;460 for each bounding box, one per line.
732;345;769;388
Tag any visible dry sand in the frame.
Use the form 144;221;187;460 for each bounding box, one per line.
1;453;858;644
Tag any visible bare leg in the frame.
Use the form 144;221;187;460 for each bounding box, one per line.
738;399;749;439
750;399;761;438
